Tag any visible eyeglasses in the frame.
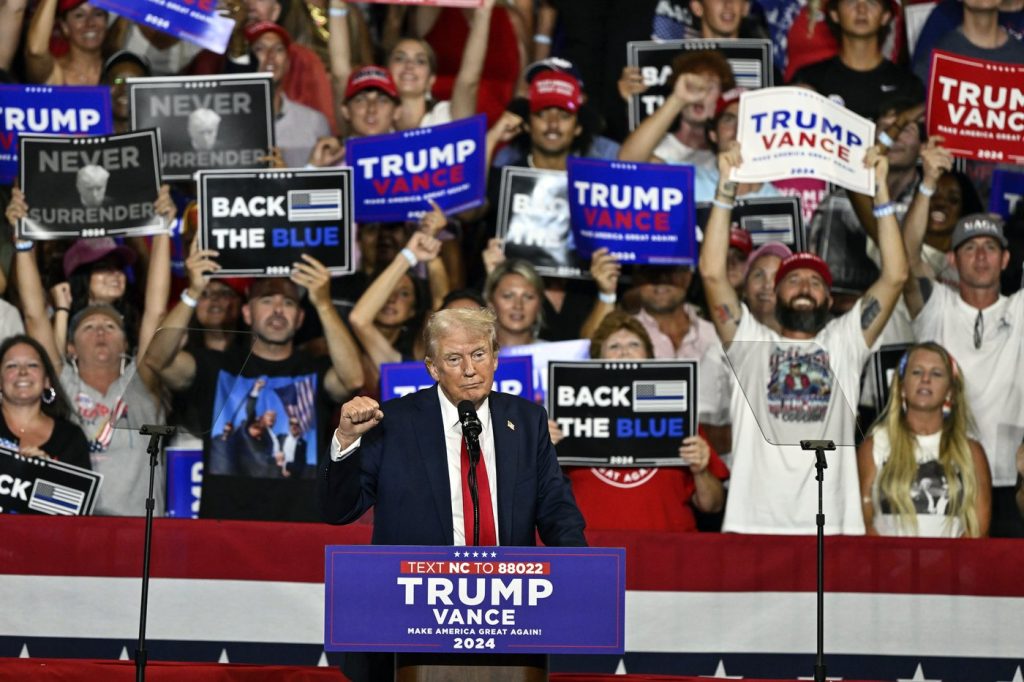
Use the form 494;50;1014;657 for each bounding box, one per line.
974;310;983;349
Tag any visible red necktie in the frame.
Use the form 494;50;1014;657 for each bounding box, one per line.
460;437;497;546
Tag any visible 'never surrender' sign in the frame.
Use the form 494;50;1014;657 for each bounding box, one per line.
324;545;625;654
18;130;163;240
197;168;354;276
927;50;1024;164
347;115;486;222
568;157;696;266
733;87;875;196
0;85;112;184
548;360;697;467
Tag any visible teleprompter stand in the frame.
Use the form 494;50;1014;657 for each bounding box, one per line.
135;424;176;682
396;653;548;682
801;438;835;682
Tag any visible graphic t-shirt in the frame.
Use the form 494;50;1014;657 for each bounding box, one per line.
188;347;334;521
722;302;869;534
870;428;964;538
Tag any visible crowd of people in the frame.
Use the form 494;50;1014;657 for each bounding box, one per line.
1;0;1023;539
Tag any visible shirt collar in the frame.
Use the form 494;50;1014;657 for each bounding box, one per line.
437;386;491;435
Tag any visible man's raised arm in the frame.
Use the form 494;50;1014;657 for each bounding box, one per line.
857;146;910;348
698;143;745;348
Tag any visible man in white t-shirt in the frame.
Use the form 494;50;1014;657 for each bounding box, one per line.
699;143;908;534
904;212;1024;537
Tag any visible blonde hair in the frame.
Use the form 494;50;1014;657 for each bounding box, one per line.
872;342;980;537
423;307;498;361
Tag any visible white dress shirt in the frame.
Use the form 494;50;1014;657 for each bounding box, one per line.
329;387;500;544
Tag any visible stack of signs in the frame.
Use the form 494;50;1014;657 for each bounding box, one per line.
91;0;235;53
567;157;697;266
17;130;163;239
732;87;876;196
626;38;773;130
129;73;274;181
926;51;1024;164
548;360;697;467
696;195;805;251
0;447;102;516
0;84;112;184
379;356;533;402
496;167;582;278
197;168;354;276
989;168;1024;219
346;115;487;222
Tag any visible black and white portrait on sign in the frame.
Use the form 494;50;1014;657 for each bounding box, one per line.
128;73;274;181
18;130;163;240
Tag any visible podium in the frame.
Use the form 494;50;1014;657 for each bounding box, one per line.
325;545;625;682
395;653;547;682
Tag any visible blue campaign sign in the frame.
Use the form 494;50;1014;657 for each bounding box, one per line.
567;157;697;266
379;355;533;402
91;0;235;54
165;446;203;519
346;115;487;222
325;545;625;654
0;85;112;184
988;168;1024;219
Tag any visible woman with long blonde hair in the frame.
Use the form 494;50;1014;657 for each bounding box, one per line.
857;342;991;537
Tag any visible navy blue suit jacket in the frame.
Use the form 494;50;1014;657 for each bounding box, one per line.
318;387;586;547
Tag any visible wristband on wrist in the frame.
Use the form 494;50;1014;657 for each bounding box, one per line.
918;183;936;197
15;239;33;252
872;202;896;218
533;34;552;44
328;7;348;16
53;307;70;315
878;130;895;148
180;289;199;309
712;198;735;211
400;248;418;268
718;181;737;198
598;291;617;305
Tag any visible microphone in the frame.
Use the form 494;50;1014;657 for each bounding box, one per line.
457;400;482;443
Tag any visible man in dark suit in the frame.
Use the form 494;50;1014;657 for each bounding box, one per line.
319;306;586;547
319;307;585;681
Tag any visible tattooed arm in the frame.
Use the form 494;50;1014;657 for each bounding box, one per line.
699;142;745;349
858;146;909;348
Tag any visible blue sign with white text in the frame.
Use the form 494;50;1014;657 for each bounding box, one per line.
0;85;112;184
346;115;487;222
988;168;1024;220
379;355;533;402
91;0;235;54
325;545;625;654
567;156;697;266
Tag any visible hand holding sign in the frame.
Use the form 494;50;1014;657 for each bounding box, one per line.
291;254;331;308
155;184;177;231
617;66;647;103
919;136;953;189
863;145;889;200
716;141;742;197
5;187;27;227
589;247;621;296
336;396;384;450
185;237;221;298
678;435;710;474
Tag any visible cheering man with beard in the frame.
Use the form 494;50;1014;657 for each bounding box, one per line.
699;142;908;534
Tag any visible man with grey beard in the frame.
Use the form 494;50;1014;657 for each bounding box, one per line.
698;141;908;534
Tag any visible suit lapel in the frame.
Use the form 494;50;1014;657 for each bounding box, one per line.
490;393;519;546
414;387;455;544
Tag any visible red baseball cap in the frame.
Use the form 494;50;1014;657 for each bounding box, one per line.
729;227;753;257
244;21;291;48
529;72;582;114
774;252;833;289
344;66;399;102
63;237;137;279
58;0;86;12
714;87;746;120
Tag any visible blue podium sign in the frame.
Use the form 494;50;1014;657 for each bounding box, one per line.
325;545;625;654
379;355;533;402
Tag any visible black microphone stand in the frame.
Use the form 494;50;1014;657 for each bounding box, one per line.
465;434;481;546
135;424;175;682
801;439;834;682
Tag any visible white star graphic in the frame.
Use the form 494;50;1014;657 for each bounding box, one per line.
472;551;480;557
700;660;742;678
898;663;942;682
998;666;1024;682
490;551;497;557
